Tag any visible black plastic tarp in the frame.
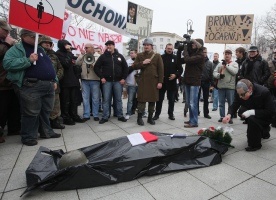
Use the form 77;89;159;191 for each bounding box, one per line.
23;132;228;195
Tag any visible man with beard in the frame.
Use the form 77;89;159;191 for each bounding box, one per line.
132;38;164;125
153;43;182;121
240;46;270;86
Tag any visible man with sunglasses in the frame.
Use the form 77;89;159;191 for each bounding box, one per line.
3;29;60;146
222;79;274;151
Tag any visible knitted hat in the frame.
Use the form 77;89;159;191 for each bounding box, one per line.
0;19;11;31
143;38;153;46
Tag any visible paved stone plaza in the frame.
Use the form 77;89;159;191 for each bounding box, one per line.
1;99;276;200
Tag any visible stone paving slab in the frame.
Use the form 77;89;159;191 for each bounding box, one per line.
1;100;276;199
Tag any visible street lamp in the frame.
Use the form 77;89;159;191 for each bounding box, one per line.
187;19;194;35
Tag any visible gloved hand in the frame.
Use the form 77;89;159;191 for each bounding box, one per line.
242;109;255;118
220;74;225;79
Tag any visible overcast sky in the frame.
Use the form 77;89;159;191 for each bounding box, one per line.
101;0;275;58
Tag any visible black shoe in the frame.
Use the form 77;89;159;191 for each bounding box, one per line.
51;121;65;129
73;116;86;123
22;140;38;146
212;108;217;111
99;118;108;124
245;146;262;151
83;118;90;121
147;118;155;125
94;117;99;121
204;115;211;119
262;134;270;139
229;119;233;124
63;118;75;125
137;118;144;126
152;116;159;120
118;117;127;122
169;115;175;120
40;133;61;139
218;118;223;122
243;121;248;124
98;109;103;113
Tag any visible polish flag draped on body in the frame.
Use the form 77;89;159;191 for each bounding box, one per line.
127;132;158;146
9;0;66;39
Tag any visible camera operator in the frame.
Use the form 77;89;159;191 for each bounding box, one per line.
177;38;205;128
213;50;238;124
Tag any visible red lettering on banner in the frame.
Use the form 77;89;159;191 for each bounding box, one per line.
68;26;76;37
78;28;95;41
71;41;85;51
97;33;122;43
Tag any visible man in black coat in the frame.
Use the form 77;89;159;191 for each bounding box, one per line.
153;43;183;120
223;79;274;151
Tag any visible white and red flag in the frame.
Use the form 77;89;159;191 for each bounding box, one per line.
9;0;66;39
127;132;158;146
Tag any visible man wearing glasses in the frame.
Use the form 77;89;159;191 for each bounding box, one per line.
223;79;274;151
3;29;60;146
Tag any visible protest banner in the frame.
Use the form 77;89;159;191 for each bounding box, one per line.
66;0;128;36
126;1;153;37
64;26;123;54
205;14;254;44
9;0;66;39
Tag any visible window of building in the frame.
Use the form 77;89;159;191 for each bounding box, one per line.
167;38;170;42
160;44;163;49
153;38;156;42
160;38;163;42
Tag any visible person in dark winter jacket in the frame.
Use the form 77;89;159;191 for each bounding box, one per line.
240;46;270;86
56;39;85;125
177;38;205;128
198;47;213;119
94;40;129;124
223;79;273;151
153;43;183;121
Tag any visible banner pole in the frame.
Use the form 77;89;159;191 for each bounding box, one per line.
33;33;39;65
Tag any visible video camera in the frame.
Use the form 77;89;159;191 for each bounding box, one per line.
174;34;191;49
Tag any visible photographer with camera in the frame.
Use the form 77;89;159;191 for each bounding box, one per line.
213;50;238;124
177;36;205;128
56;39;85;125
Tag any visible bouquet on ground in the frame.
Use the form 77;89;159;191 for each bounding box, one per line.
197;126;234;147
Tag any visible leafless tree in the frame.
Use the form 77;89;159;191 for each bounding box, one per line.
261;3;276;44
0;0;9;19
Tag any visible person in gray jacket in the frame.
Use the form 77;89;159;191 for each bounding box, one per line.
213;49;238;123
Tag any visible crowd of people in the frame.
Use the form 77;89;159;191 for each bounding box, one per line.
1;18;276;151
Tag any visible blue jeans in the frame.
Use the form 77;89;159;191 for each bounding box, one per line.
20;80;55;142
213;88;218;109
185;85;199;125
218;89;235;118
102;81;123;119
81;80;100;118
126;85;137;115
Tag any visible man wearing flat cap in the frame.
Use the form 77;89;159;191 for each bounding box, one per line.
132;38;164;126
3;29;60;146
240;45;270;86
94;40;129;124
0;19;20;143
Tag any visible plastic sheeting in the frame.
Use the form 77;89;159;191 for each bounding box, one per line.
23;132;228;196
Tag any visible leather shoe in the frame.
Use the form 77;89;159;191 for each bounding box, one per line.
218;118;223;122
245;146;262;151
118;117;127;122
22;140;38;146
204;115;211;119
169;115;175;120
152;116;159;120
229;119;233;124
184;121;190;124
184;123;198;128
212;108;217;111
40;133;61;139
99;118;108;124
94;117;99;121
